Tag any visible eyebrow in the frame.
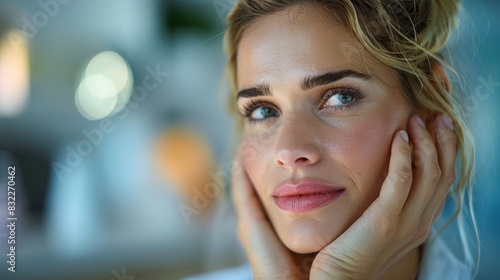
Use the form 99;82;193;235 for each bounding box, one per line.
301;69;371;91
237;69;371;99
237;83;271;99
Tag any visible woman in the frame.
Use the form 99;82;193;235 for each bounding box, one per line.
187;0;476;279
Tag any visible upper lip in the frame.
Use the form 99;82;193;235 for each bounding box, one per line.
273;180;345;197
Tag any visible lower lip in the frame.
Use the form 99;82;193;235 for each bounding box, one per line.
273;190;344;213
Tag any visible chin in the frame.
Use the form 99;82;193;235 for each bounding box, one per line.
275;217;339;254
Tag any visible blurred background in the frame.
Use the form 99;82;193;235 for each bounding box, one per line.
0;0;498;279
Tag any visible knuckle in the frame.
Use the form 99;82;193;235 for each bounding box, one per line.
421;138;437;156
313;250;361;277
393;166;413;186
438;130;458;145
445;171;456;185
415;227;431;245
448;135;458;147
398;144;413;159
413;140;436;166
429;167;442;185
412;151;424;167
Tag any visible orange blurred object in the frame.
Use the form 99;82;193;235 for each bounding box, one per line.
0;30;30;117
154;127;218;214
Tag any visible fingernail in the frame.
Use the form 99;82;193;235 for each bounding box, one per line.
414;115;426;128
440;114;454;130
400;130;409;143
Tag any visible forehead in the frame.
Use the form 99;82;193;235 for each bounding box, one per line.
236;5;397;89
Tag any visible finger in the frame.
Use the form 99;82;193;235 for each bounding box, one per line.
403;115;441;216
231;153;295;274
231;154;267;223
231;155;268;248
375;129;413;214
313;131;413;279
423;114;457;222
433;114;457;195
231;151;279;246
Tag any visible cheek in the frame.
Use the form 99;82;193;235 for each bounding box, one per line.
328;109;409;200
339;123;391;183
238;133;273;195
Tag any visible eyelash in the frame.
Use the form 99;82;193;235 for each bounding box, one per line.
319;85;366;110
242;100;278;124
241;85;366;124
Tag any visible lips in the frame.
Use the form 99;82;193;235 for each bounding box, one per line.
273;181;345;213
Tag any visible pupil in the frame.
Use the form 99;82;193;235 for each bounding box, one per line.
261;107;274;117
341;94;353;104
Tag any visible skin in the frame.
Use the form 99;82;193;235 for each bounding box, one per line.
232;4;457;280
236;5;410;255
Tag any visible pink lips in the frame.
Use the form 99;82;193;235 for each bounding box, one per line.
273;181;345;213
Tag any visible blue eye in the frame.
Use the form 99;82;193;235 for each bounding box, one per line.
250;107;279;120
242;100;279;123
325;93;355;106
320;86;365;110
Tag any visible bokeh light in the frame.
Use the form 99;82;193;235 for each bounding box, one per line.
0;30;30;117
75;51;133;120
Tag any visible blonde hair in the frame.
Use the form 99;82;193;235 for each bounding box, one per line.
224;0;478;274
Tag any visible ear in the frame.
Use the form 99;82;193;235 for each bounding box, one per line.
431;61;451;93
415;61;451;132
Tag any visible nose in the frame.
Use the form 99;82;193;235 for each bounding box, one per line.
274;117;320;169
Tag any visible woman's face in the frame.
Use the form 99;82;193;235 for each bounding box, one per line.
236;5;412;253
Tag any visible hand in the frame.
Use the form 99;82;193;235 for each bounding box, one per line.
232;114;457;279
232;153;309;279
310;114;457;279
